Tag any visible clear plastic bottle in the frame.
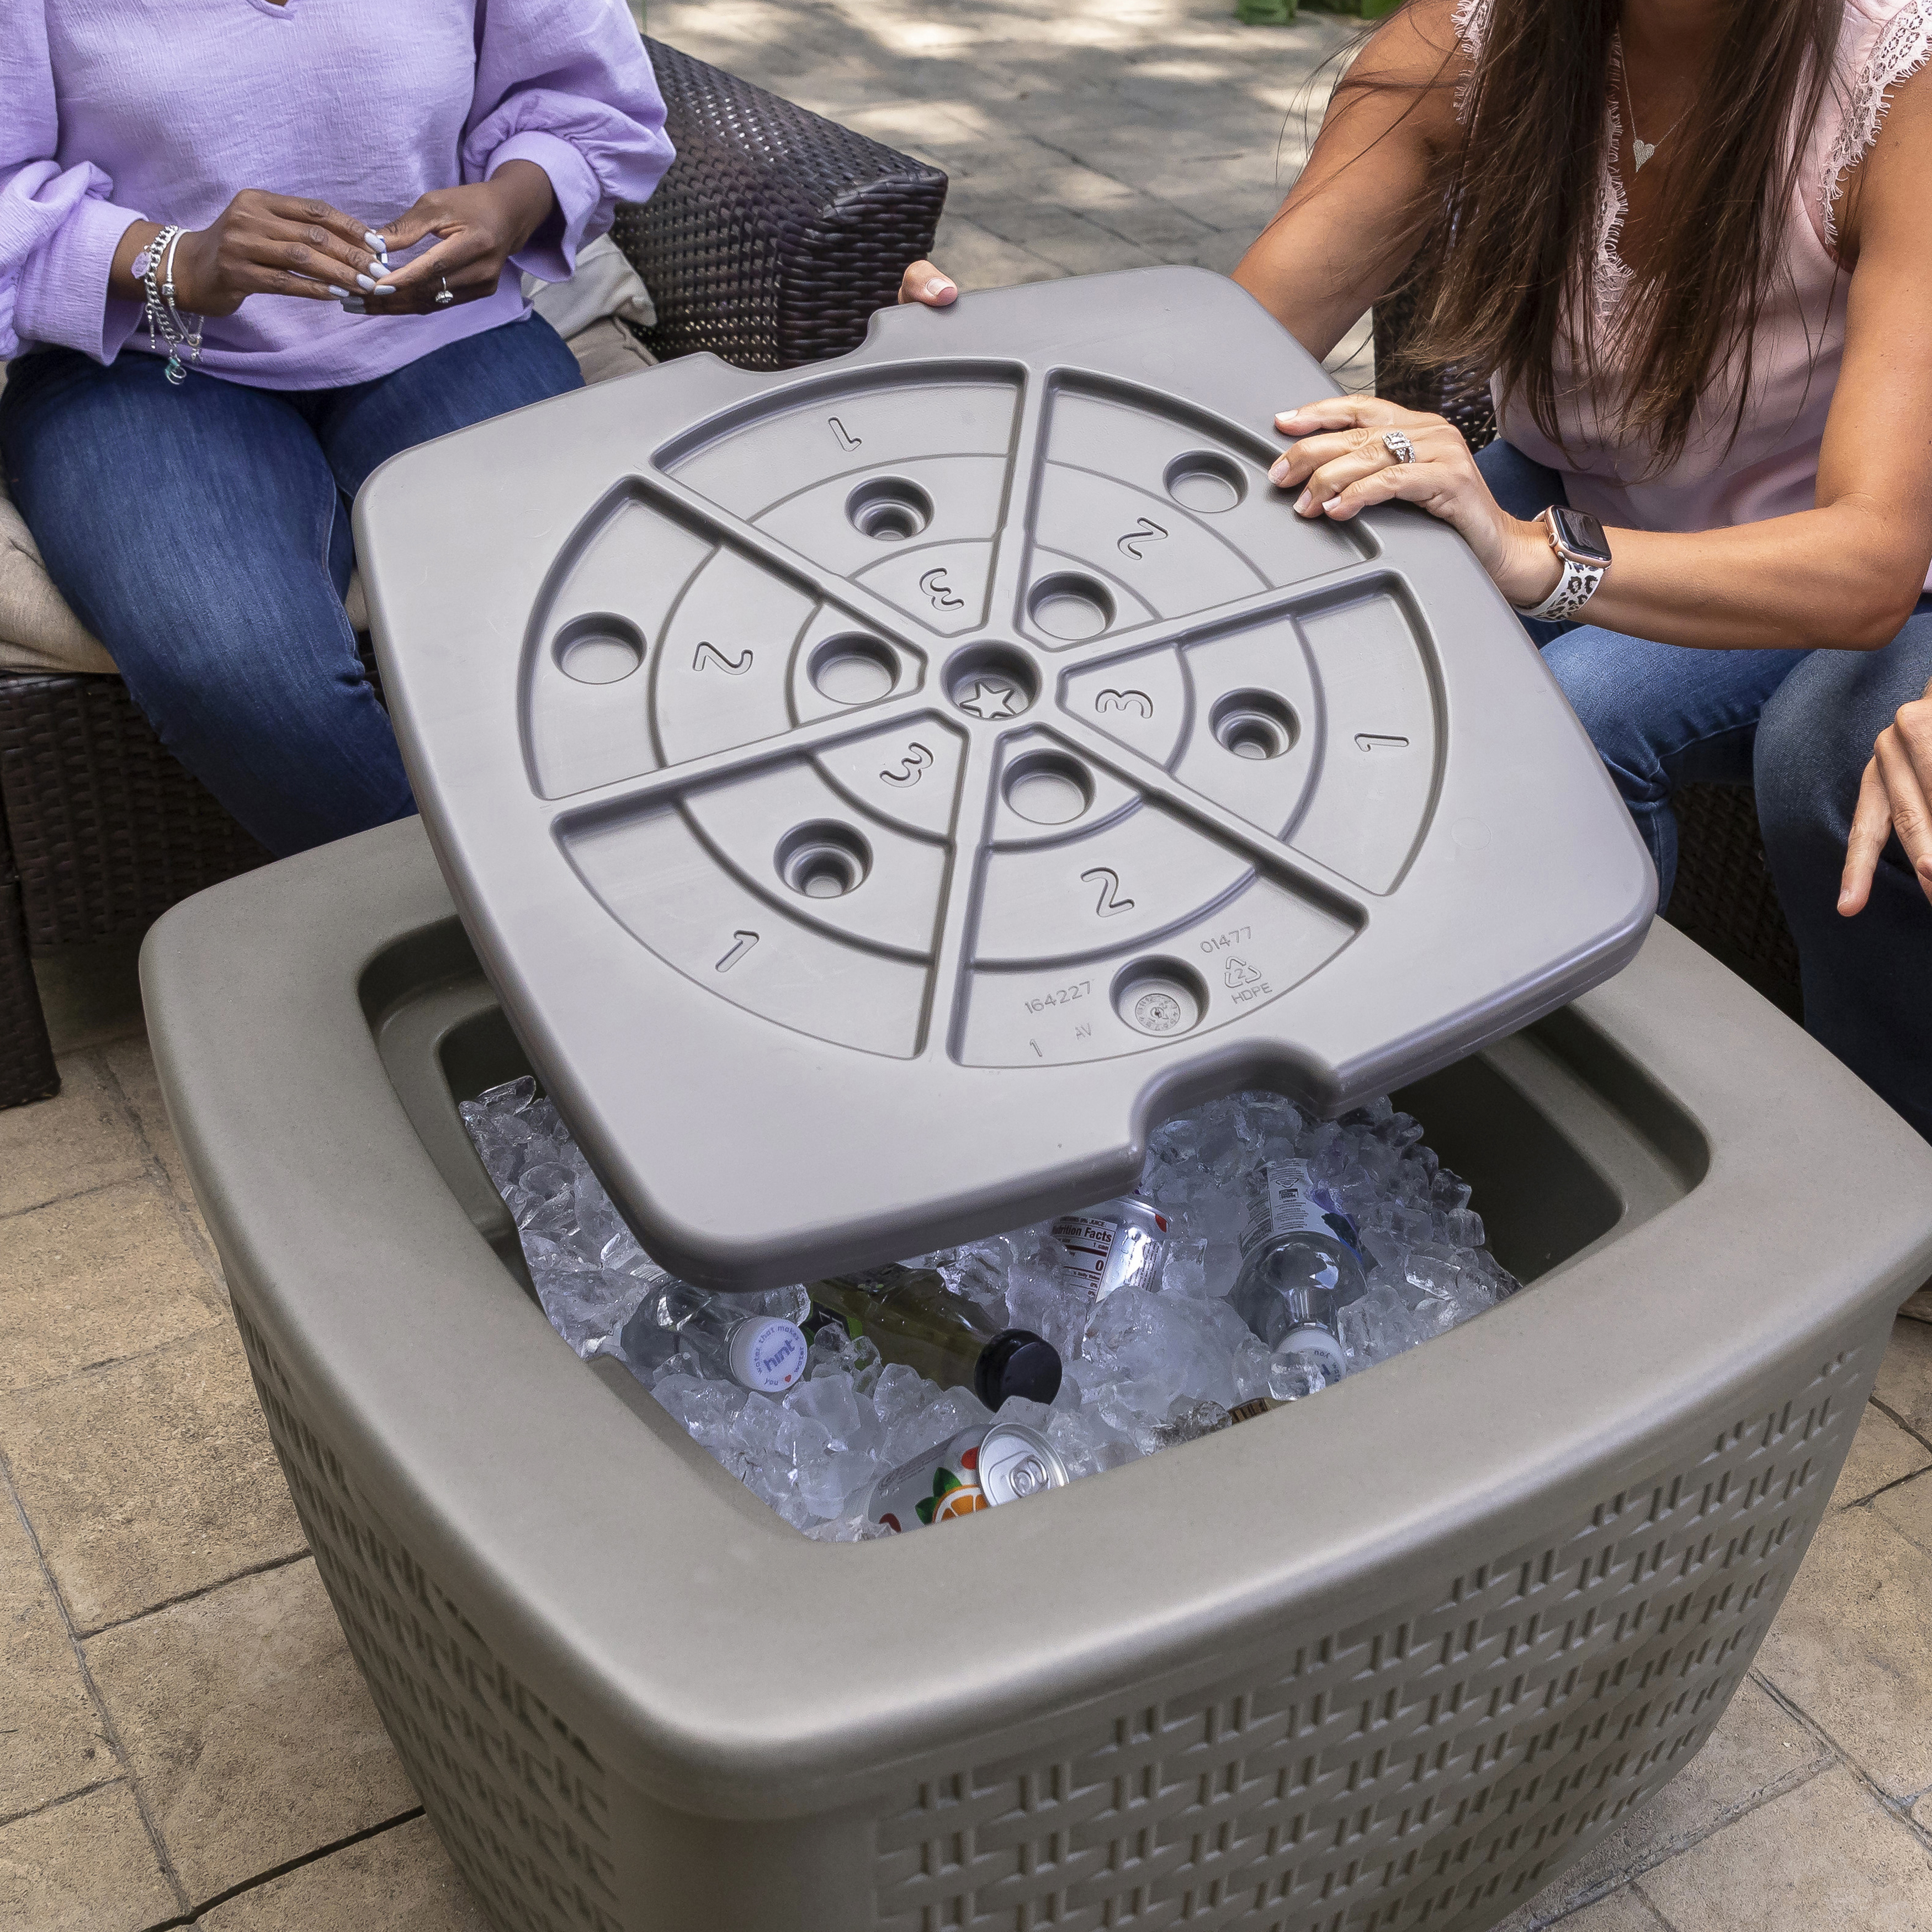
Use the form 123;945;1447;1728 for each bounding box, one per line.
806;1264;1062;1408
619;1272;809;1393
1228;1160;1368;1398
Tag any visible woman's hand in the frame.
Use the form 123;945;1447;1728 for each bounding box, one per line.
364;162;558;315
897;259;958;307
1270;395;1563;610
1839;678;1932;915
126;194;390;315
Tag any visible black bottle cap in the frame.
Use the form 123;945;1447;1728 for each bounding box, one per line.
975;1329;1063;1409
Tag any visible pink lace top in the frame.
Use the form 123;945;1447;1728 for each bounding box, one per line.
1453;0;1932;558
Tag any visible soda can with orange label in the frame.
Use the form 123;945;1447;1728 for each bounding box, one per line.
867;1421;1068;1533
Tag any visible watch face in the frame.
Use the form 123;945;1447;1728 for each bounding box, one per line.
1549;506;1612;569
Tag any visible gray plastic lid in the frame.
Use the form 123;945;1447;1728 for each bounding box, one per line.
357;266;1653;1291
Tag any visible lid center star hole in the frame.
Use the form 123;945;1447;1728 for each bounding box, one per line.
944;644;1038;722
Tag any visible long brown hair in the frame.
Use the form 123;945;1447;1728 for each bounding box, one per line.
1367;0;1841;468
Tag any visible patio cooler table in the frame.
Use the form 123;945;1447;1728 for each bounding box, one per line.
144;814;1932;1932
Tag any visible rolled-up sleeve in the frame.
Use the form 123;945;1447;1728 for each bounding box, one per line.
1;13;146;363
461;0;675;286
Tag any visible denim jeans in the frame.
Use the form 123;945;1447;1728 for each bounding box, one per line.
1479;437;1932;1140
0;314;584;857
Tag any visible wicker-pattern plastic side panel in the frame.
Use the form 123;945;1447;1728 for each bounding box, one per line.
232;1308;625;1932
1664;785;1802;1011
0;673;269;950
0;859;59;1106
612;38;946;370
873;1344;1868;1932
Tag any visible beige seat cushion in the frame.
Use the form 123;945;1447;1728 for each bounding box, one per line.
0;259;656;676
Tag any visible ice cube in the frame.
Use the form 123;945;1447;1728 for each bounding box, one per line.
1045;1403;1141;1479
879;1385;993;1469
870;1362;931;1428
1002;1265;1088;1361
1080;1287;1250;1410
1150;1396;1230;1446
1267;1353;1335;1402
785;1372;879;1457
652;1374;749;1448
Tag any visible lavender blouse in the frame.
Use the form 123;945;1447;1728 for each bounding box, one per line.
0;0;675;388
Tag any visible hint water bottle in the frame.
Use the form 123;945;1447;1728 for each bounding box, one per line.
1229;1161;1368;1398
619;1272;809;1393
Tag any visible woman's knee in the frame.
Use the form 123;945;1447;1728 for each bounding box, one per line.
1756;620;1932;856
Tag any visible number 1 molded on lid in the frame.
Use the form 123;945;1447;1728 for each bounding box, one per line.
358;267;1653;1289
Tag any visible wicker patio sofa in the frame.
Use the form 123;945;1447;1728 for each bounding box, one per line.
0;38;947;1108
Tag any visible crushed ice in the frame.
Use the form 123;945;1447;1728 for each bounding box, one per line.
461;1078;1519;1540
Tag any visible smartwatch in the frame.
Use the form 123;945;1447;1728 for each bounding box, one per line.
1515;506;1611;622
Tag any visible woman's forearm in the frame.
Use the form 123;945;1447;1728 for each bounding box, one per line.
1574;505;1926;652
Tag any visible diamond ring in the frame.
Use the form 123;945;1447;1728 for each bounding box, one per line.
434;277;454;309
1382;429;1417;464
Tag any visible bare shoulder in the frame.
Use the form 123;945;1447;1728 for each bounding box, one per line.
1833;43;1932;263
1327;0;1470;151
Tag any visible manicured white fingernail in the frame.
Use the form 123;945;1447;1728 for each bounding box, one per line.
926;278;954;297
1277;410;1301;424
364;231;388;253
370;283;396;295
1294;489;1312;513
327;285;351;298
356;273;378;290
1268;459;1289;483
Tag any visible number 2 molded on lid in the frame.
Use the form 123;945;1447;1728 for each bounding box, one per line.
358;268;1653;1289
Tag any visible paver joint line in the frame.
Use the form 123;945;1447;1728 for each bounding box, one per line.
0;1771;123;1833
180;1804;428;1920
1872;1392;1932;1458
1748;1666;1932;1851
73;1547;313;1643
0;1435;193;1914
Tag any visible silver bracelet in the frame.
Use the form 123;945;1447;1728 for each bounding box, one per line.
142;224;194;386
160;227;203;381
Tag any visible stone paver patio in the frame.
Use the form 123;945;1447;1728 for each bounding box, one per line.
4;3;1931;1925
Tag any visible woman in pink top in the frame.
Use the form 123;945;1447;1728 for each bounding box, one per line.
1220;0;1932;1142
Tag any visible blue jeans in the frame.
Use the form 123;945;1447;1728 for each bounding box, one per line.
0;315;584;856
1480;438;1932;1139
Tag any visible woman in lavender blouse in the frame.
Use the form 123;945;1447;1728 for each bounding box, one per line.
0;1;675;854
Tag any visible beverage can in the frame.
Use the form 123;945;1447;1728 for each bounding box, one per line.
1240;1163;1363;1261
1050;1196;1169;1304
867;1421;1069;1533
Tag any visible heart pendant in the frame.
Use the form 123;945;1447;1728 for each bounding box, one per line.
1633;138;1657;171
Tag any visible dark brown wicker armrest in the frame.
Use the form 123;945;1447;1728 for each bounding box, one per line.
0;670;269;951
611;36;948;370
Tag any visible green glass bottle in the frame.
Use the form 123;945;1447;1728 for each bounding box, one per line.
806;1265;1063;1409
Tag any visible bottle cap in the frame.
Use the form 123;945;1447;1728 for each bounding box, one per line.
730;1317;808;1392
1276;1323;1347;1385
974;1329;1063;1409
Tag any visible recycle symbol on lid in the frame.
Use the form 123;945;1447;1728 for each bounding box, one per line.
1224;956;1262;989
